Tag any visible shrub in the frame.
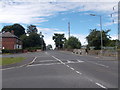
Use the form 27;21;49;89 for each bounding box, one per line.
2;49;23;54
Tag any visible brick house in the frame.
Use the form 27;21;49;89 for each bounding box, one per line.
2;31;22;50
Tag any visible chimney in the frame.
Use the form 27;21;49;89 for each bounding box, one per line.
11;30;14;35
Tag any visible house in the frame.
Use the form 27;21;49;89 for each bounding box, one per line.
2;31;22;50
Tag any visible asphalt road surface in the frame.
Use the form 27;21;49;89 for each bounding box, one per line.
2;50;118;88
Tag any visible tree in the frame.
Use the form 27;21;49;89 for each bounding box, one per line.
86;29;111;50
53;33;66;49
20;33;46;50
27;25;38;34
107;39;120;48
2;24;25;38
64;36;81;49
46;44;52;50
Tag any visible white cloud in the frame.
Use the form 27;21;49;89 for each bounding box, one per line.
0;0;119;47
0;1;118;25
78;2;117;13
110;34;118;40
37;27;59;32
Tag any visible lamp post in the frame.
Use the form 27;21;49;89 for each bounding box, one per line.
90;14;103;55
111;5;118;58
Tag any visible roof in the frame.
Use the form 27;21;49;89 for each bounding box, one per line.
2;32;18;38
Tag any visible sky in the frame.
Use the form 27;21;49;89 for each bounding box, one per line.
0;0;119;48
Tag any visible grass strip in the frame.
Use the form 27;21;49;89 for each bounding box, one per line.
0;57;26;66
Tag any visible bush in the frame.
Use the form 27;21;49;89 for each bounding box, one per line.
25;47;41;52
2;49;23;54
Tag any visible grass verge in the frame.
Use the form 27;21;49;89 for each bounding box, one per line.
0;57;26;66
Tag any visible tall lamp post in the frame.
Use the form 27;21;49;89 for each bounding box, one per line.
90;14;103;55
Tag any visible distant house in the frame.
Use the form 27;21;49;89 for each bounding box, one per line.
2;31;22;50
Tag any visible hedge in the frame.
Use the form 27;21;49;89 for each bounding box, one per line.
2;49;23;54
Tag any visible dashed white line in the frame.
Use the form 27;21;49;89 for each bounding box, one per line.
95;83;107;89
52;56;64;64
70;67;74;70
76;71;82;74
52;56;82;75
66;65;70;67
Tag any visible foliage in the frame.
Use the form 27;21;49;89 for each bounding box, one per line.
53;33;66;49
27;25;38;34
2;23;25;38
64;36;81;49
86;29;111;50
46;44;52;50
2;49;23;53
1;57;26;65
20;33;46;50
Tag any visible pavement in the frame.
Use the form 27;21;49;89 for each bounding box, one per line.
2;50;119;88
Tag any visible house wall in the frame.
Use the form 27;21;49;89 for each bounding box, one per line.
2;37;22;49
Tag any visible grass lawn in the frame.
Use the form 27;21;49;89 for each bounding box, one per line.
0;57;26;66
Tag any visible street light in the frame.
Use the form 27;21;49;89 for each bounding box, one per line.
90;14;103;55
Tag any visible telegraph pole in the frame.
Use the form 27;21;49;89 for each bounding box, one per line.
68;22;70;39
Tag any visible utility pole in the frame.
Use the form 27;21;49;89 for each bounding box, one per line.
68;22;70;39
111;5;118;58
90;14;103;55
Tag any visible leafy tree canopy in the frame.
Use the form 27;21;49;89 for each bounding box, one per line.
20;33;46;50
27;25;38;34
53;33;66;49
2;23;25;38
86;29;111;50
64;36;81;49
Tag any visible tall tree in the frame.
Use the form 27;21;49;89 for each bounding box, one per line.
20;33;46;50
27;25;38;34
64;36;81;49
53;33;66;49
86;29;111;50
2;24;25;38
46;44;53;50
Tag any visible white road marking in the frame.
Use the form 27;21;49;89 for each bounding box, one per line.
52;56;64;64
66;65;70;67
28;57;37;65
77;59;84;63
38;60;56;62
70;67;74;70
76;71;82;74
52;56;82;75
27;63;62;67
1;57;37;70
95;83;107;89
89;61;109;68
1;64;27;71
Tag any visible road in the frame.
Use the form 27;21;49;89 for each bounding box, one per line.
2;50;118;88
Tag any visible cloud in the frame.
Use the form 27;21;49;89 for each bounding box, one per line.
110;34;118;40
0;0;118;47
78;2;117;13
0;1;118;25
37;27;59;32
